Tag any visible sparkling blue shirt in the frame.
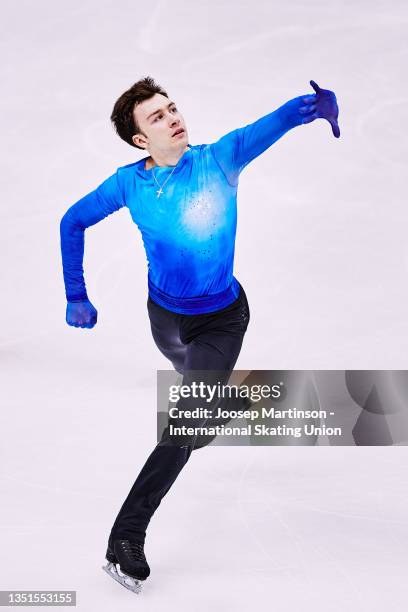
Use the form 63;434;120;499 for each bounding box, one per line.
60;97;305;314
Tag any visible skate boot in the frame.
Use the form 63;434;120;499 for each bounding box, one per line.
105;540;116;564
102;539;150;594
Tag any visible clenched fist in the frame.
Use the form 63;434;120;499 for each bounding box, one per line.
66;300;98;329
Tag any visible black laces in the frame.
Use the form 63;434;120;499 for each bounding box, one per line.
120;540;146;562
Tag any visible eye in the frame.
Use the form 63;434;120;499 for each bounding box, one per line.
153;114;163;122
171;106;177;113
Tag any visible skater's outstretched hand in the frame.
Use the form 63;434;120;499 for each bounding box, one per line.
66;299;98;329
299;80;340;138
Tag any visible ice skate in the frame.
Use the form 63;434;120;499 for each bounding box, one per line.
102;539;150;594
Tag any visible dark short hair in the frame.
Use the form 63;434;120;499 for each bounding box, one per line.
110;76;168;149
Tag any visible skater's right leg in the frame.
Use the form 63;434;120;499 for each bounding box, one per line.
148;296;187;375
107;300;190;552
107;286;250;562
107;443;192;547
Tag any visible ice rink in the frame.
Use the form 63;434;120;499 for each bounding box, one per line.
1;0;408;609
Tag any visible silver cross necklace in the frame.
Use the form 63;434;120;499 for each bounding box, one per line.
151;165;178;198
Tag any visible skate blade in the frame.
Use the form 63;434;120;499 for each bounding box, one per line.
102;561;143;594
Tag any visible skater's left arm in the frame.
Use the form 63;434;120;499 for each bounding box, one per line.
211;80;340;185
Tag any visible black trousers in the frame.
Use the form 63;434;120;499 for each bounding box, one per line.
108;283;250;545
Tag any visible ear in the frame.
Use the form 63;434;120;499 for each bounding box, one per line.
132;133;148;149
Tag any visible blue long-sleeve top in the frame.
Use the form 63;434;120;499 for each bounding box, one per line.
60;96;306;314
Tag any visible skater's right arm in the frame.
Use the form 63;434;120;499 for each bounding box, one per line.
60;171;126;329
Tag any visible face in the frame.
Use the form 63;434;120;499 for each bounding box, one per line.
132;93;188;153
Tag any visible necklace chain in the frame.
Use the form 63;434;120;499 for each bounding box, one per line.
152;165;178;198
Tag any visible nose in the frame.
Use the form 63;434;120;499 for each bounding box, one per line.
168;111;179;126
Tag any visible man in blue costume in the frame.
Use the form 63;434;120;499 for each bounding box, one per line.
60;76;340;592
